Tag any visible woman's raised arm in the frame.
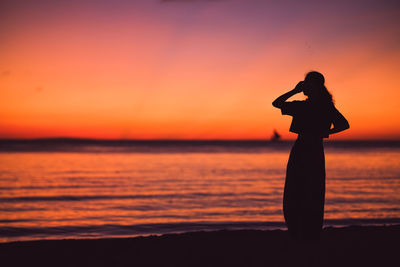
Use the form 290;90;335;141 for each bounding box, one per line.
272;81;303;109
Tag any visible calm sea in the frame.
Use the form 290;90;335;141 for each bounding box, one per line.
1;140;399;243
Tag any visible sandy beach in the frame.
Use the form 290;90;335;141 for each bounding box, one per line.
1;225;399;267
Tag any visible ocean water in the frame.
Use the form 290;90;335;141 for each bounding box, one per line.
0;140;399;242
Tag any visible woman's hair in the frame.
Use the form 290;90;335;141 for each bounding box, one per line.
305;71;334;104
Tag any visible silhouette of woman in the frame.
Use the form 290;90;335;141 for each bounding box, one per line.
272;71;349;240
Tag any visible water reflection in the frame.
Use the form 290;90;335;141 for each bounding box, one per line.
0;148;399;242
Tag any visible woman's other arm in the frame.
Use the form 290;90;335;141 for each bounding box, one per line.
272;82;303;109
328;107;350;135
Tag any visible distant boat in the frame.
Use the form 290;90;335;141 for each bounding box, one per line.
270;129;281;142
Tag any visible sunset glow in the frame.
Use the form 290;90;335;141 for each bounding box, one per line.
1;0;399;140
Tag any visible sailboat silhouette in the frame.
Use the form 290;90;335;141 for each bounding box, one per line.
270;129;281;142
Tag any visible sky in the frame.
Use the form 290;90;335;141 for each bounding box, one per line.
1;0;399;140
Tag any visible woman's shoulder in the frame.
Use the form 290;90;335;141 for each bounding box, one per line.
328;103;340;113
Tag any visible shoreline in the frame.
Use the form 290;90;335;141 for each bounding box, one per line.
2;218;400;244
1;224;399;267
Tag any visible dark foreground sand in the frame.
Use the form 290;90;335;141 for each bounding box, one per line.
1;225;399;267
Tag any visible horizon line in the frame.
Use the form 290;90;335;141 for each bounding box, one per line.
1;137;400;142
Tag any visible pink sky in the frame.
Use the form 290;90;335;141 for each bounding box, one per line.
1;0;399;139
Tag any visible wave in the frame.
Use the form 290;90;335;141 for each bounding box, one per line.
1;218;400;243
1;193;399;206
0;185;120;190
0;192;277;203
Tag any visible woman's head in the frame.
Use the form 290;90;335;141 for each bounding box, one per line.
302;71;333;104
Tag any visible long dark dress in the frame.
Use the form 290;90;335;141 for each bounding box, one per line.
280;100;336;240
284;136;325;240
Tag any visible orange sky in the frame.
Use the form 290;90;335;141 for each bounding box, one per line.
1;0;399;140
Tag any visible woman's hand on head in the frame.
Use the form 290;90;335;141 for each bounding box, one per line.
272;81;304;109
293;81;304;94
